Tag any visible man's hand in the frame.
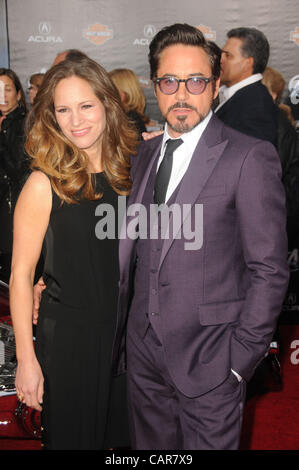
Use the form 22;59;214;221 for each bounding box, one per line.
32;277;46;325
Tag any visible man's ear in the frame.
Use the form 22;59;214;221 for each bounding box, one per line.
213;77;221;100
244;56;254;75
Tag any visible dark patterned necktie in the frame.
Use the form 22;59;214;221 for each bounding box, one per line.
154;138;183;205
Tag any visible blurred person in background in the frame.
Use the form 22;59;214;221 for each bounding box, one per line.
52;48;89;67
109;68;149;139
216;27;278;146
284;75;299;126
28;73;44;106
262;66;299;248
0;68;28;283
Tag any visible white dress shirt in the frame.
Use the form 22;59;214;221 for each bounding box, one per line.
215;73;263;112
157;110;213;202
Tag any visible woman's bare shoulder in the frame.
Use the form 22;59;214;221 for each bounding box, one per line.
17;170;52;211
26;170;51;186
22;170;52;196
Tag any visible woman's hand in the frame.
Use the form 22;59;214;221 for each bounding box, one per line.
142;130;164;141
15;358;44;412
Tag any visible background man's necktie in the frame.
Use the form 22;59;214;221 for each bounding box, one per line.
154;138;183;204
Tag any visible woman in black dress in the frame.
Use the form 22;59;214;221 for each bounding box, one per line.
9;56;137;449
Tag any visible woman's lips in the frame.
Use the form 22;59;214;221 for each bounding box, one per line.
71;128;90;137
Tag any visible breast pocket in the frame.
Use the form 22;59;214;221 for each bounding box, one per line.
199;184;226;201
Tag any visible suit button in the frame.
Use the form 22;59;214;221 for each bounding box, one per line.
151;312;158;316
151;288;157;295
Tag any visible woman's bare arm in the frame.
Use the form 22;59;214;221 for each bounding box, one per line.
9;171;52;410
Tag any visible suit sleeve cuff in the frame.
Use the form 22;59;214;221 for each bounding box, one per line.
231;369;243;382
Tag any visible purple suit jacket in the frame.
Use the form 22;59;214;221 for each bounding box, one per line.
112;114;289;397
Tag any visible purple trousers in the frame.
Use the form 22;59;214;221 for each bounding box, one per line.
126;324;247;450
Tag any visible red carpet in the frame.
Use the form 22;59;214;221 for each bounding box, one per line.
0;439;41;450
1;324;298;451
240;324;299;450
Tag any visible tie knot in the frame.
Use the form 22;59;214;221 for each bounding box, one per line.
165;138;183;155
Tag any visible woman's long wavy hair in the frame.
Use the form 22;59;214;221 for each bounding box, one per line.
26;56;138;204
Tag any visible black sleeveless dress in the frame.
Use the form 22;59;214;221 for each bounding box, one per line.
35;172;129;450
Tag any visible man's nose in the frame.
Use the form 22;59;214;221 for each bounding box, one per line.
175;81;189;100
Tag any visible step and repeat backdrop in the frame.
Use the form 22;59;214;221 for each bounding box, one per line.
0;0;9;67
1;0;299;323
4;0;299;122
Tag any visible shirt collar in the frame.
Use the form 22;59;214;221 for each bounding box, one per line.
218;73;263;103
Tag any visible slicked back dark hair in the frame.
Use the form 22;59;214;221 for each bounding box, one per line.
227;27;270;74
149;23;221;84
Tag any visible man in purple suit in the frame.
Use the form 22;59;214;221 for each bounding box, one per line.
112;23;289;450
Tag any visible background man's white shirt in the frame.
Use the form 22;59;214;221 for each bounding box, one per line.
215;73;263;112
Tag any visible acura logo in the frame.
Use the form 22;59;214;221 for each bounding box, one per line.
38;22;51;35
143;25;156;38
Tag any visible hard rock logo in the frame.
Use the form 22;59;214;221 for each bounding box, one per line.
83;24;113;45
290;27;299;45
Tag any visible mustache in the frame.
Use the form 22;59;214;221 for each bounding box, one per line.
167;102;198;113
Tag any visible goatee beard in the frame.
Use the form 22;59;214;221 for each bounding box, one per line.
166;103;206;134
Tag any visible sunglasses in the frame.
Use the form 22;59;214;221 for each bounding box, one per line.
154;76;212;95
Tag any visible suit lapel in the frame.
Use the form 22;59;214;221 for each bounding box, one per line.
159;116;228;268
131;140;162;206
118;137;163;278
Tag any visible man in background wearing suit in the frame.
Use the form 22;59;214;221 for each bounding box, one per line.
215;27;278;146
113;23;289;450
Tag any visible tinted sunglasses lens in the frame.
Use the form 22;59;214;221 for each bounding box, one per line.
186;78;207;94
159;78;178;94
